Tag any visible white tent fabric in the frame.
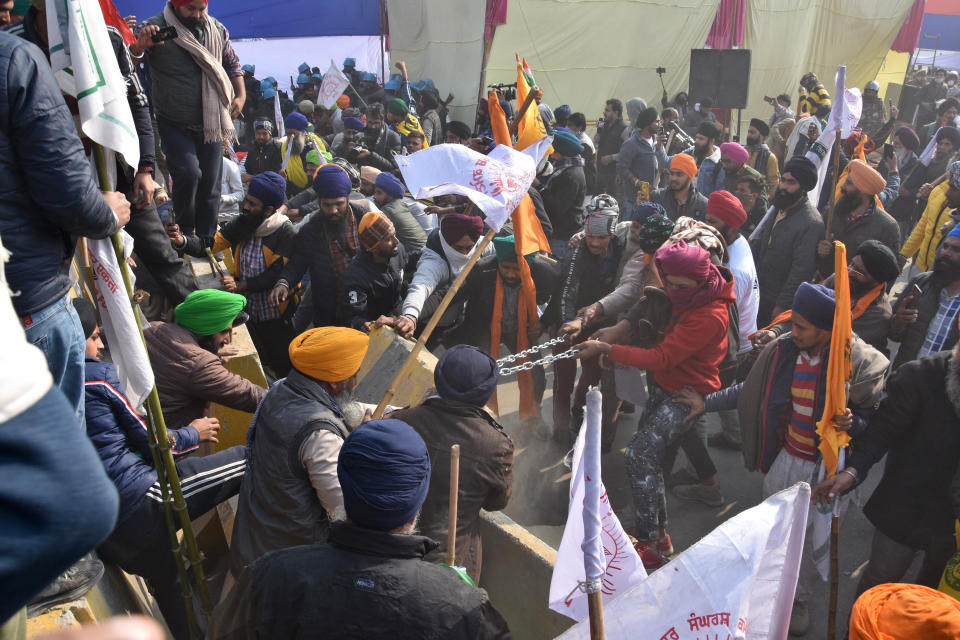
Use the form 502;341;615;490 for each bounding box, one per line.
385;0;485;125
484;0;913;133
485;0;721;122
231;35;386;92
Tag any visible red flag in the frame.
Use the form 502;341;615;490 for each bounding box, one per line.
99;0;136;45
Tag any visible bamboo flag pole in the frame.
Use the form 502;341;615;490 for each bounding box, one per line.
509;87;540;139
92;145;213;622
446;444;461;566
587;592;606;640
372;227;497;417
824;129;842;239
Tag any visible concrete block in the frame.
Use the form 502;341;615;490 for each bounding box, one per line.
354;327;438;408
478;511;573;640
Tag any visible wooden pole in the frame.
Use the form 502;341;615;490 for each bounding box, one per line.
205;247;225;277
509;88;540;139
824;129;842;239
372;227;497;417
587;591;606;640
92;145;213;623
446;444;461;566
827;514;840;640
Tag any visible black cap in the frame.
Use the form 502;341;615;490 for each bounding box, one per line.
71;297;97;339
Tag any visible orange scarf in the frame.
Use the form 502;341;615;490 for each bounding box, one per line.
489;268;539;419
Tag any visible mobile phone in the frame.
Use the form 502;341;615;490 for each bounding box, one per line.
152;25;178;43
905;284;922;308
883;143;894;158
479;135;494;147
640;181;650;200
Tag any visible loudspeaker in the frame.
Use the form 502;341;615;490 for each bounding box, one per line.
688;49;751;109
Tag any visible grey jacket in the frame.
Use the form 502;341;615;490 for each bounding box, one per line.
750;197;825;322
381;198;427;252
230;369;350;576
651;185;708;221
617;131;668;201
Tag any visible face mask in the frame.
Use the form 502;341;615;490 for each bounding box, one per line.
895;147;909;164
663;282;702;313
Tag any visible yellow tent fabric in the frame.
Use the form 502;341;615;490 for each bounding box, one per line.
486;0;913;133
816;241;852;478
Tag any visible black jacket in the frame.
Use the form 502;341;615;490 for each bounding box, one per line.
849;351;960;550
211;521;512;640
360;126;401;172
341;245;419;330
650;185;708;221
540;163;586;241
0;32;115;315
244;139;282;176
550;237;625;324
890;271;960;368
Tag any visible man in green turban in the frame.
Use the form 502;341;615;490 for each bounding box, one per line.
145;289;266;429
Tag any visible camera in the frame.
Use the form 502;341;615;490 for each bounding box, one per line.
487;82;517;102
656;67;666;75
346;138;368;162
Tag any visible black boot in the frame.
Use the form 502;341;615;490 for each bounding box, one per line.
27;553;104;616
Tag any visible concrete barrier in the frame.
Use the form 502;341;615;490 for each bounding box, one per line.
478;511;573;640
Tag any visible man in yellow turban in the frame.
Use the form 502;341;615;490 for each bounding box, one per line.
145;289;266;430
230;326;370;576
816;158;901;279
849;583;960;639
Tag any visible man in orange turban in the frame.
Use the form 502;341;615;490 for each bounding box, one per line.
816;159;901;278
849;583;960;639
231;326;370;576
650;153;708;220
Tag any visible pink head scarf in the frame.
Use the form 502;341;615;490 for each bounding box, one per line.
655;240;725;313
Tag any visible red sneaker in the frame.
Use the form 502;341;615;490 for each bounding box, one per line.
655;534;674;556
632;539;665;571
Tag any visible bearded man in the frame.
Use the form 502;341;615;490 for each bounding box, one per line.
749;156;825;325
280;111;331;196
650;153;707;221
243;119;282;179
230;327;370;576
744;118;780;197
132;0;246;243
816;159;901;278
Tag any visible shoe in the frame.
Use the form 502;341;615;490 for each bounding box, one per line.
654;534;674;556
708;432;742;450
27;553;105;616
789;600;810;636
665;468;699;488
671;483;724;507
631;539;665;571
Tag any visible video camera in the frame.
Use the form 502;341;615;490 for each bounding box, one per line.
487;82;518;102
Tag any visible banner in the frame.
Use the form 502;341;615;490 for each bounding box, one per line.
274;92;286;139
45;0;140;169
318;60;351;110
557;483;810;640
396;142;545;232
87;233;155;410
549;389;646;621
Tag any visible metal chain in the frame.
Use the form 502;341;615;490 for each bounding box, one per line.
495;336;568;366
498;346;581;376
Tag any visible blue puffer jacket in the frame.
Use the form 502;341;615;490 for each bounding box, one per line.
0;33;114;315
84;357;199;524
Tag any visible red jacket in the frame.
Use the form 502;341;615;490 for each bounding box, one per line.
610;274;735;394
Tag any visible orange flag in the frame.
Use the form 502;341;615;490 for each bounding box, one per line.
488;90;549;420
515;54;550;152
816;240;852;477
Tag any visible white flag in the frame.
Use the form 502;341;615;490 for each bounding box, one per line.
45;0;139;169
274;92;285;139
549;389;645;621
318;60;351;110
806;65;861;207
396;143;540;231
87;233;155;410
557;483;810;640
919;127;942;166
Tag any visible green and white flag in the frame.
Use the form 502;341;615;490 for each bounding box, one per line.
45;0;140;169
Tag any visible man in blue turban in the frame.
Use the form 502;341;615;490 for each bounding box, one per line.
388;346;515;582
372;172;425;253
210;418;512;639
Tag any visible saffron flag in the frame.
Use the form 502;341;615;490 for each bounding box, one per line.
556;483;810;640
318;60;351;110
88;232;155;410
549;389;646;621
396;143;539;232
46;0;140;169
487;91;549;419
515;54;550;152
815;241;853;478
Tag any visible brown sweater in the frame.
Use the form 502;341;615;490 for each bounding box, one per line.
145;322;265;429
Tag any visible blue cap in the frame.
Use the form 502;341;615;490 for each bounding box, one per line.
420;78;435;90
361;72;377;83
298;62;310;73
260;79;276;99
297;73;310;85
344;57;356;67
241;64;255;75
385;75;401;91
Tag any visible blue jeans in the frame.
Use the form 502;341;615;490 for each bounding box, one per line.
0;386;119;622
23;294;86;427
157;117;222;239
